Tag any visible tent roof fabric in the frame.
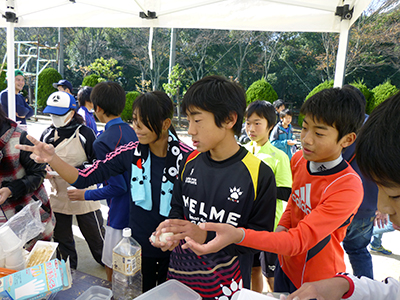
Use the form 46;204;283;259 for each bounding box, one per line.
0;0;371;33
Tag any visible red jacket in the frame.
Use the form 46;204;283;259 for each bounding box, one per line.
239;150;363;288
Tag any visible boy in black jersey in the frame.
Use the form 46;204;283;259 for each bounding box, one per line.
151;75;277;299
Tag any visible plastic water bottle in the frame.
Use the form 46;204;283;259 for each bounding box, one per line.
112;228;142;300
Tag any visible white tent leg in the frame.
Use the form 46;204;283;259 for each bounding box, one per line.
333;19;351;88
6;20;16;121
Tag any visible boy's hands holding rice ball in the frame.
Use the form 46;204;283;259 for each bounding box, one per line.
150;219;208;252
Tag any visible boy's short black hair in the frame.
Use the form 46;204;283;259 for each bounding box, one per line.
78;86;93;107
356;91;400;187
182;75;246;136
273;99;285;109
279;108;292;119
132;91;177;139
90;81;126;117
343;84;367;107
300;87;364;141
245;100;276;130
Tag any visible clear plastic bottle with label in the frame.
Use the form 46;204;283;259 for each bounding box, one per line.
112;227;142;300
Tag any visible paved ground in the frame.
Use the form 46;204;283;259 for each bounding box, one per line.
25;118;400;287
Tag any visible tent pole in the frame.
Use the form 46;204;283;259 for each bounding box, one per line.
6;20;16;121
168;28;176;86
333;19;350;88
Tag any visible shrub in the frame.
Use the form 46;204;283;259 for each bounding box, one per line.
82;74;101;87
37;68;62;109
305;80;334;101
0;64;7;92
121;91;141;122
369;81;398;114
246;77;278;105
349;80;373;111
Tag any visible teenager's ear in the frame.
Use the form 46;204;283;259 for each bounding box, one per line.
339;132;356;148
162;118;172;131
224;112;238;130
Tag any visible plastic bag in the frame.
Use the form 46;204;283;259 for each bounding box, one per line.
0;201;45;258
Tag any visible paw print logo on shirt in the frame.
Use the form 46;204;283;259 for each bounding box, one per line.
228;187;243;203
217;279;243;300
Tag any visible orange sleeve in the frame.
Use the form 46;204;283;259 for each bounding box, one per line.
238;174;363;256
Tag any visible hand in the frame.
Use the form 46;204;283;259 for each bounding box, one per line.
14;279;46;299
15;135;56;164
0;187;12;205
150;220;180;252
182;222;244;255
287;140;297;146
67;189;86;201
275;225;289;233
284;277;349;300
164;219;208;250
374;211;388;228
45;165;54;179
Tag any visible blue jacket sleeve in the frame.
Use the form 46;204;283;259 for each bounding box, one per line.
84;140;128;200
84;175;127;200
73;141;136;189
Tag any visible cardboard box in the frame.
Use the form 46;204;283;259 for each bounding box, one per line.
0;259;71;300
0;290;12;300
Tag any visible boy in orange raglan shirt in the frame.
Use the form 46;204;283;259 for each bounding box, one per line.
183;86;365;294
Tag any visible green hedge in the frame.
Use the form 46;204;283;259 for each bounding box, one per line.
0;65;7;91
38;68;62;109
121;91;141;122
82;74;101;87
246;77;278;105
349;80;373;111
369;81;398;114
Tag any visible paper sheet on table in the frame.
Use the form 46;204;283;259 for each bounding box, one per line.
238;288;278;300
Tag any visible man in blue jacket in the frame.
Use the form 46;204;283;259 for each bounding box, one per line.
0;70;33;125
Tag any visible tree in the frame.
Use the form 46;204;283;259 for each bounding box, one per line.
162;64;188;97
163;64;190;126
370;80;398;113
0;63;7;92
82;74;101;87
64;28;111;68
87;57;123;82
226;30;261;84
349;79;373;112
106;28;170;91
246;77;278;105
121;91;141;122
177;29;227;83
37;68;62;109
269;32;322;108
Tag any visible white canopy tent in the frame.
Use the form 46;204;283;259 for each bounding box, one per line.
0;0;372;121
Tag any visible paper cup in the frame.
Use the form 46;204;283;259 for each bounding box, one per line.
5;248;24;267
0;226;22;252
5;259;25;271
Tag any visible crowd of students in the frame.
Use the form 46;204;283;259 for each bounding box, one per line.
1;70;399;299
